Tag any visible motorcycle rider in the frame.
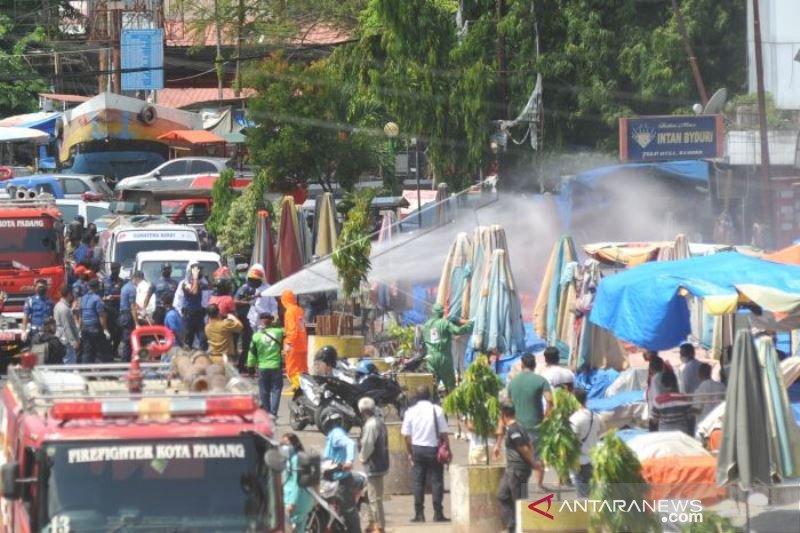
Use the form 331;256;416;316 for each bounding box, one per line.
314;345;339;377
320;411;361;533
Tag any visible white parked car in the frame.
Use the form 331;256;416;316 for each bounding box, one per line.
55;198;110;225
101;221;200;277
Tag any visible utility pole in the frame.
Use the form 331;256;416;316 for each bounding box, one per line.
235;0;244;97
752;0;773;243
671;0;708;105
111;6;121;93
214;0;224;101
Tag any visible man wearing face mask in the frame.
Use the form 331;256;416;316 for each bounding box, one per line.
180;261;209;349
22;279;54;343
234;265;264;371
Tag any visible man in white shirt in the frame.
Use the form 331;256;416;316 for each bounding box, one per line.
678;343;702;394
569;388;598;498
401;386;450;523
692;363;726;422
541;346;575;390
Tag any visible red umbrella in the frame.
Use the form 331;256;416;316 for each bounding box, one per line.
251;210;278;284
277;196;303;279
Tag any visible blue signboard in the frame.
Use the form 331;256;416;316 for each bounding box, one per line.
121;29;164;91
619;115;723;161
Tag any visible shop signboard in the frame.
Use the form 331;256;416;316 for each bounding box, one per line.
619;115;723;161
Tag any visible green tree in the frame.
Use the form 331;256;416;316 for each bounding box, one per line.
0;14;48;116
332;188;374;298
218;173;267;256
537;388;581;484
247;55;380;192
206;169;237;238
442;355;503;464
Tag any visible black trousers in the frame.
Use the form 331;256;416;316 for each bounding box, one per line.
497;466;531;532
412;445;444;516
117;312;134;362
183;308;207;350
238;320;252;372
80;327;111;364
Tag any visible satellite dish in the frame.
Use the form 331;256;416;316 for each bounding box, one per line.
703;88;727;115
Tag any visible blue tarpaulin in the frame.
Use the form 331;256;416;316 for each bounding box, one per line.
556;160;710;230
590;252;800;350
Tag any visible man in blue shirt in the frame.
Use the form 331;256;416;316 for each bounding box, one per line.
103;262;124;355
79;278;111;363
162;293;184;349
71;265;91;299
321;411;360;532
118;271;143;362
150;263;178;325
73;234;93;265
22;279;54;341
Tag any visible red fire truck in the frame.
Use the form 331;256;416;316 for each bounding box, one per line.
0;354;286;532
0;196;65;365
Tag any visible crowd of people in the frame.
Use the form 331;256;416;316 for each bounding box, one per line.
21;217;311;416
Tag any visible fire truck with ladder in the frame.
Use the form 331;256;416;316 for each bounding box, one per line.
0;327;294;532
0;194;65;368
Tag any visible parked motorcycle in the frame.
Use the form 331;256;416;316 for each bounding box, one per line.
305;461;369;533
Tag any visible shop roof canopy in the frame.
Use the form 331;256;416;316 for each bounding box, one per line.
590;252;800;350
157;130;225;145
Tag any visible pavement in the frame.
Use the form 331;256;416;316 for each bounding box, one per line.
273;388;462;532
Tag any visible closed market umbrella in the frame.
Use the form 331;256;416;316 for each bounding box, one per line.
467;225;508;319
470;248;526;355
314;192;338;257
756;336;800;481
277;196;303;279
251;210;278;284
717;329;773;491
533;235;578;361
574;259;626;370
436;232;473;321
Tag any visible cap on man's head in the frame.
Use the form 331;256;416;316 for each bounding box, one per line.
74;265;88;276
161;262;172;270
259;312;274;321
110;262;121;271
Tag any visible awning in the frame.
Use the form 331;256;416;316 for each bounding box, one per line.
221;131;246;144
590;252;800;350
0;126;50;144
157;130;225;145
0;112;61;138
573;159;710;188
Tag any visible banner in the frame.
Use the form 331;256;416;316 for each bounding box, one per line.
619;115;723;161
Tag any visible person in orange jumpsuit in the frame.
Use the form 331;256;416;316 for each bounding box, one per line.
281;289;308;389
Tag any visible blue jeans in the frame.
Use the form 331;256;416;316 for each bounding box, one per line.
63;343;77;364
258;368;283;417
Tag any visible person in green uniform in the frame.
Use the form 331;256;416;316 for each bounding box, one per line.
280;433;314;533
422;303;473;391
247;312;284;417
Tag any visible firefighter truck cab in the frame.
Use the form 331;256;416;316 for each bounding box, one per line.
0;356;285;532
0;196;64;365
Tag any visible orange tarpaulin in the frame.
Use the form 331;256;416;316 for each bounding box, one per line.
640;455;727;505
157;130;225;145
764;244;800;266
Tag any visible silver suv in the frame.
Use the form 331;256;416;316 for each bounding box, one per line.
116;157;233;189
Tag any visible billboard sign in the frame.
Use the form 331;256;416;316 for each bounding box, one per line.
619;115;723;161
121;29;164;91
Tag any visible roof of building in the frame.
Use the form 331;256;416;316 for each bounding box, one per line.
39;93;90;104
158;129;226;145
155;88;256;109
164;20;351;48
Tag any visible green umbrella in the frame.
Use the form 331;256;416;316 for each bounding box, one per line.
717;329;773;492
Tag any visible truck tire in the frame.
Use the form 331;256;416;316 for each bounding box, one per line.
139;105;157;125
